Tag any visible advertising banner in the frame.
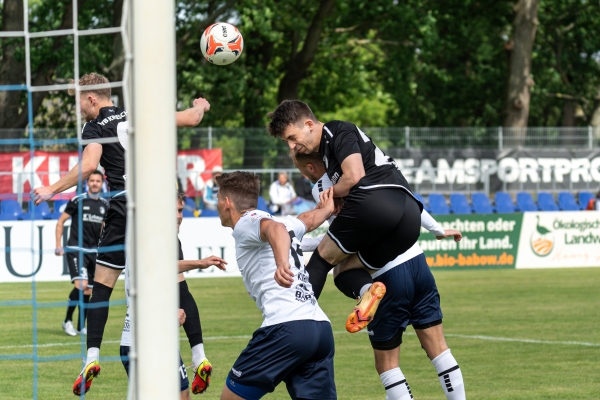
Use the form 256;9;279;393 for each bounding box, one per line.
516;211;600;268
390;148;600;193
419;214;523;269
0;149;222;200
0;217;240;283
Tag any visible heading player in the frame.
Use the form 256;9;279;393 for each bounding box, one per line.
291;152;467;399
268;100;422;333
55;170;108;336
31;72;211;395
215;171;337;400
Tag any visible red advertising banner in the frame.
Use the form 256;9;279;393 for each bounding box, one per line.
0;149;222;199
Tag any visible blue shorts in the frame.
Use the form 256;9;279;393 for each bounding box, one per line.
368;253;443;350
226;320;336;400
120;345;189;392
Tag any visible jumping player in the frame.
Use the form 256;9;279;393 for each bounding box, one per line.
291;152;466;399
55;170;108;336
215;171;337;400
31;72;211;395
267;100;422;333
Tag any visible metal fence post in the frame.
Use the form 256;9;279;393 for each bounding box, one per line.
498;126;503;150
208;126;213;149
405;126;410;149
588;126;592;149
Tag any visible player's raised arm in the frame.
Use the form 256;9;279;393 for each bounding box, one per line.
176;98;210;127
297;187;335;232
333;153;366;198
33;143;102;205
260;218;294;287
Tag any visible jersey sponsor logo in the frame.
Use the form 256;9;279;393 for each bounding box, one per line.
231;368;242;377
96;110;127;126
331;172;340;185
82;214;104;223
294;282;315;304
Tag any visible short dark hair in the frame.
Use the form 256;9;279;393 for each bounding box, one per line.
293;151;323;168
88;170;104;181
266;100;317;138
177;192;185;204
216;171;260;212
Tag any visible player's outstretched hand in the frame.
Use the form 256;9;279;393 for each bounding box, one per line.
55;247;64;256
436;229;462;242
32;186;55;205
178;309;186;327
198;256;227;271
274;262;294;288
193;97;210;112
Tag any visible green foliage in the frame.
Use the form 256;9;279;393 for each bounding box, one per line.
2;0;600;142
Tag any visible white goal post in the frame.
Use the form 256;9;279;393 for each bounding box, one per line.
127;0;179;398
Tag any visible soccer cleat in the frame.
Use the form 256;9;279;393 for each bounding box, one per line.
346;282;386;333
78;327;87;335
62;321;77;337
73;360;101;395
191;358;212;394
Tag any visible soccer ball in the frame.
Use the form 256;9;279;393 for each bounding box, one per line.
200;22;244;66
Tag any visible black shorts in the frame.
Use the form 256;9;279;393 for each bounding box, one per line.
96;195;127;270
65;249;97;287
327;188;422;269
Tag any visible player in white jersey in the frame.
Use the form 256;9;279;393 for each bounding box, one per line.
292;152;467;400
215;171;337;400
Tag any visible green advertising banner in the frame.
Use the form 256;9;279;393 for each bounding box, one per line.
419;214;524;269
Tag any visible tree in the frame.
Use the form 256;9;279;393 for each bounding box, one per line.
504;0;539;130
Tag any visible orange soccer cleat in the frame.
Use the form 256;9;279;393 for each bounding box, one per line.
73;360;101;396
191;358;212;394
346;282;386;333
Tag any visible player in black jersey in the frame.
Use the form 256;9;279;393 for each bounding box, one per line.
55;170;108;336
267;100;423;334
31;72;211;395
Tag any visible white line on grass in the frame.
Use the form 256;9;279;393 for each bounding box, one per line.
1;331;599;351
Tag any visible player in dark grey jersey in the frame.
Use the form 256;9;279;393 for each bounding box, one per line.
55;170;108;336
32;72;211;395
267;100;423;335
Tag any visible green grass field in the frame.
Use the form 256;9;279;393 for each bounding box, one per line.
1;268;599;399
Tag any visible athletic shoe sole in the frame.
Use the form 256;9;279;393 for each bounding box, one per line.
72;362;101;395
346;282;386;333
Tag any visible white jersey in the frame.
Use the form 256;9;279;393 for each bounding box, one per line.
232;210;329;327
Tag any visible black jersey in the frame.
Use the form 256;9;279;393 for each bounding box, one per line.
178;239;184;261
82;106;128;191
64;193;109;249
319;120;413;193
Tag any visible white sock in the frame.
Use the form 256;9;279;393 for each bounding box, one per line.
431;349;465;400
359;283;372;298
191;343;206;370
85;347;100;365
380;368;413;400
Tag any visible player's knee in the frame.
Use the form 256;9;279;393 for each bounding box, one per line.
94;265;120;288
